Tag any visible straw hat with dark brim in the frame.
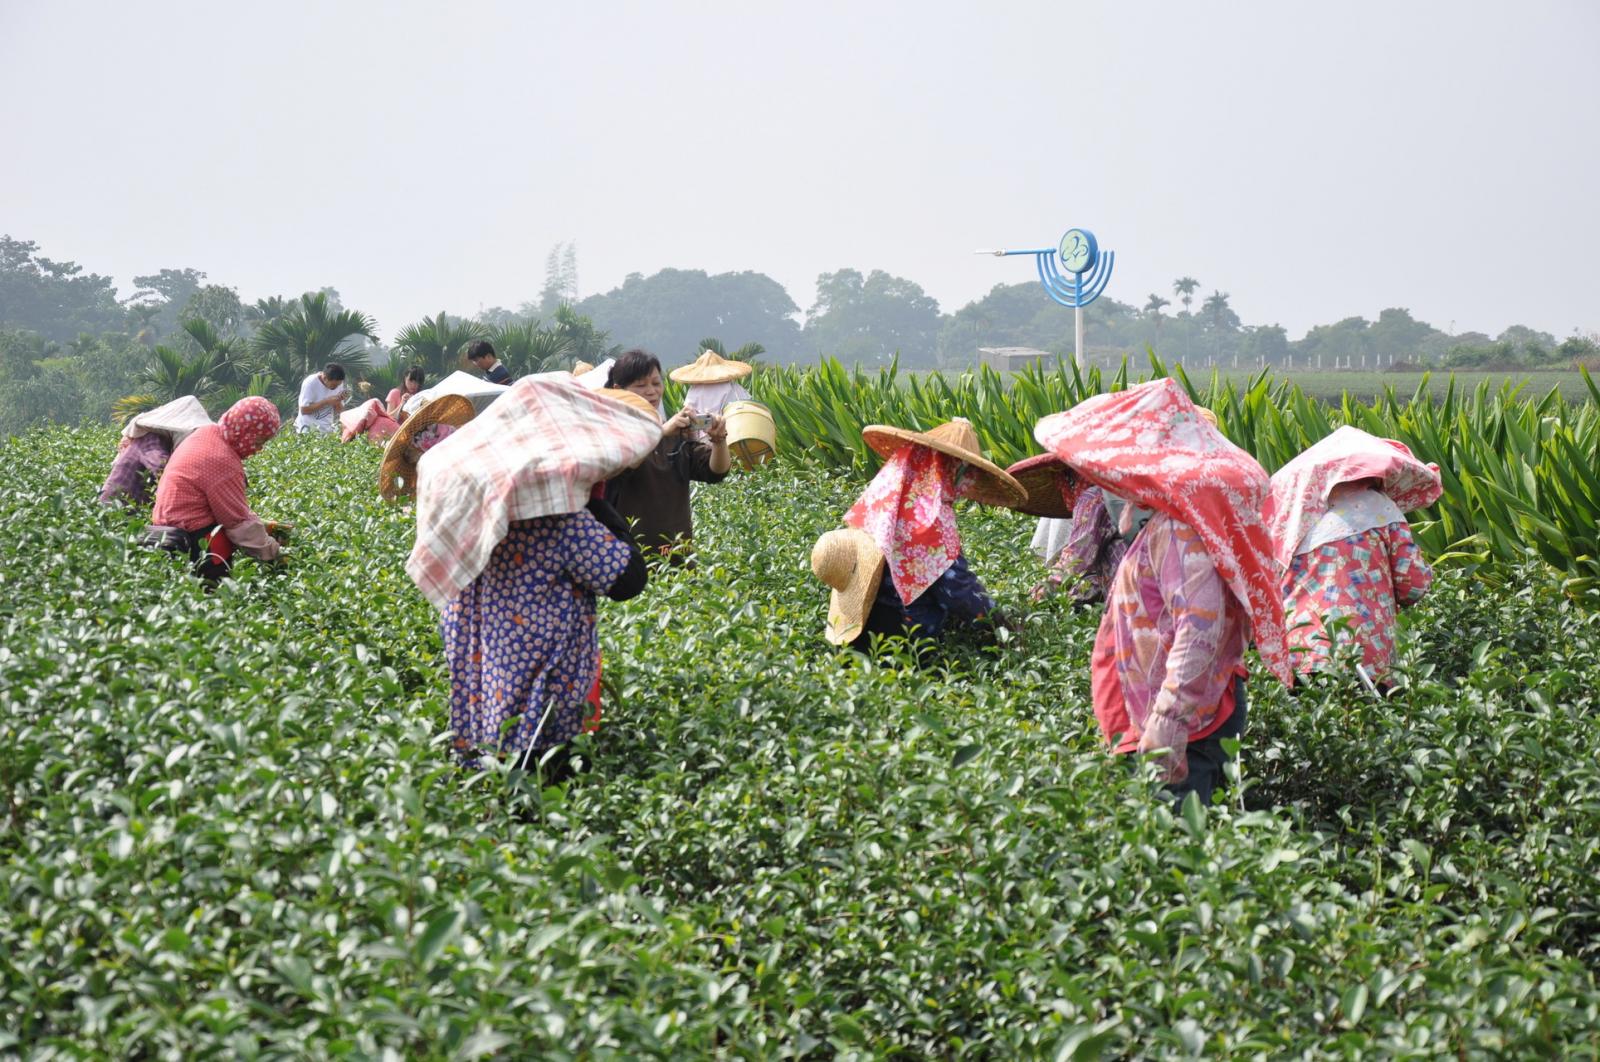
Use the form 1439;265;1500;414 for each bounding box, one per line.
669;350;754;385
860;417;1026;509
380;394;476;500
1004;453;1079;518
811;528;886;645
597;387;661;422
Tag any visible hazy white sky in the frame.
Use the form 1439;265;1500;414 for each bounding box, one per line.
3;1;1596;345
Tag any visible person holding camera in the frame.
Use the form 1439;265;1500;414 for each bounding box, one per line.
602;348;730;560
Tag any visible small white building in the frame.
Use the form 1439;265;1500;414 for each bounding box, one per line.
978;346;1052;372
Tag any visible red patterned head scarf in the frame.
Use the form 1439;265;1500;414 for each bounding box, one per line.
843;445;964;606
219;397;281;458
1035;378;1291;687
1263;425;1442;569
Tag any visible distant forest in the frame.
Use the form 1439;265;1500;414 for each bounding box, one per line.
2;234;1595;437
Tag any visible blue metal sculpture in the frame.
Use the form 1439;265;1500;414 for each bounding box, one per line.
979;227;1114;369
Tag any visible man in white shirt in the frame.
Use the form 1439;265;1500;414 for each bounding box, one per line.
295;363;348;434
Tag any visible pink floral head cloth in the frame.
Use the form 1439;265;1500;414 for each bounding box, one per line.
218;397;280;459
1035;378;1292;687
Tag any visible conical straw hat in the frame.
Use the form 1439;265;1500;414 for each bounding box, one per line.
811;528;886;645
1004;453;1078;518
860;417;1026;508
380;394;475;500
598;387;661;422
669;349;754;384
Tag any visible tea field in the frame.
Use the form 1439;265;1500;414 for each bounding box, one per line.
4;426;1600;1057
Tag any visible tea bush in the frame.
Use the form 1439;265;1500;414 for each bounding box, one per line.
2;427;1599;1057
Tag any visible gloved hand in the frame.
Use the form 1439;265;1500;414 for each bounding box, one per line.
1137;711;1190;785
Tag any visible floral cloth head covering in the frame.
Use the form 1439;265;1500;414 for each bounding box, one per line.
407;374;663;609
1263;425;1442;569
843;445;985;606
218;397;280;459
1035;378;1291;687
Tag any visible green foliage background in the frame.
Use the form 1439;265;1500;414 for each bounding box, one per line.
3;426;1600;1055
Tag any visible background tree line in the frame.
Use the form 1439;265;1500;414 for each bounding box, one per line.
2;232;1594;437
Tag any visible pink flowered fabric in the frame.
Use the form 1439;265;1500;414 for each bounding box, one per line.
1035;378;1291;687
407;375;661;610
843;446;963;606
413;423;456;453
1263;425;1442;570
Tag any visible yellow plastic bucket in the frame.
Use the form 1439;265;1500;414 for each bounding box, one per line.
722;401;776;470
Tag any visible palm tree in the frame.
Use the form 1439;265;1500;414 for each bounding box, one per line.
246;296;290;328
1201;291;1235;361
492;321;574;376
551;304;620;363
392;311;490;379
125;344;223;409
1143;294;1170;350
178;318;247;389
250;292;377;386
1172;277;1200;317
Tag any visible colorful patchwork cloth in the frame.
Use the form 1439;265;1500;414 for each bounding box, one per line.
443;511;631;765
1035;378;1290;686
1283;501;1433;678
1264;425;1440;570
407;375;662;609
1091;514;1248;750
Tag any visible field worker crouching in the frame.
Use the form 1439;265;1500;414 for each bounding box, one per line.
141;397;285;582
1036;380;1293;805
811;417;1026;653
602;348;731;562
406;376;657;786
341;366;427;443
100;395;212;507
1264;426;1440;687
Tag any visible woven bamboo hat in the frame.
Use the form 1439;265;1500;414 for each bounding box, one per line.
597;388;661;422
1004;453;1079;518
860;417;1026;509
380;394;475;500
811;528;886;645
670;350;754;385
572;360;595;376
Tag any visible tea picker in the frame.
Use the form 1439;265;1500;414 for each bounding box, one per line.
669;349;776;471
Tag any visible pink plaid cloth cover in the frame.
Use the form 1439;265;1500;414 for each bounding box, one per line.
1035;378;1292;687
406;374;662;609
1263;425;1442;569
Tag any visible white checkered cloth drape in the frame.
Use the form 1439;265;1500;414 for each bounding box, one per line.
406;373;662;609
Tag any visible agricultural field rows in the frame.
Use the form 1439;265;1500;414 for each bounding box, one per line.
3;414;1600;1056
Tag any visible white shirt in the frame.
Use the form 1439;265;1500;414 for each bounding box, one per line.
295;373;347;433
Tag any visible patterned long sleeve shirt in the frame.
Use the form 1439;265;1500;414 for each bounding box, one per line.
1095;514;1247;750
1039;487;1128;604
1283;520;1432;678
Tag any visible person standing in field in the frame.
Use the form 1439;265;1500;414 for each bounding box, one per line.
406;376;659;785
295;363;348;434
811;417;1025;652
1036;380;1292;805
141;396;285;581
1264;426;1440;685
602;349;731;559
466;340;512;385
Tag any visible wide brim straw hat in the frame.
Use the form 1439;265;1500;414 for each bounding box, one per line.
597;387;661;422
860;417;1026;509
811;528;887;645
670;349;754;385
1004;453;1078;518
572;360;595;376
380;394;475;500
